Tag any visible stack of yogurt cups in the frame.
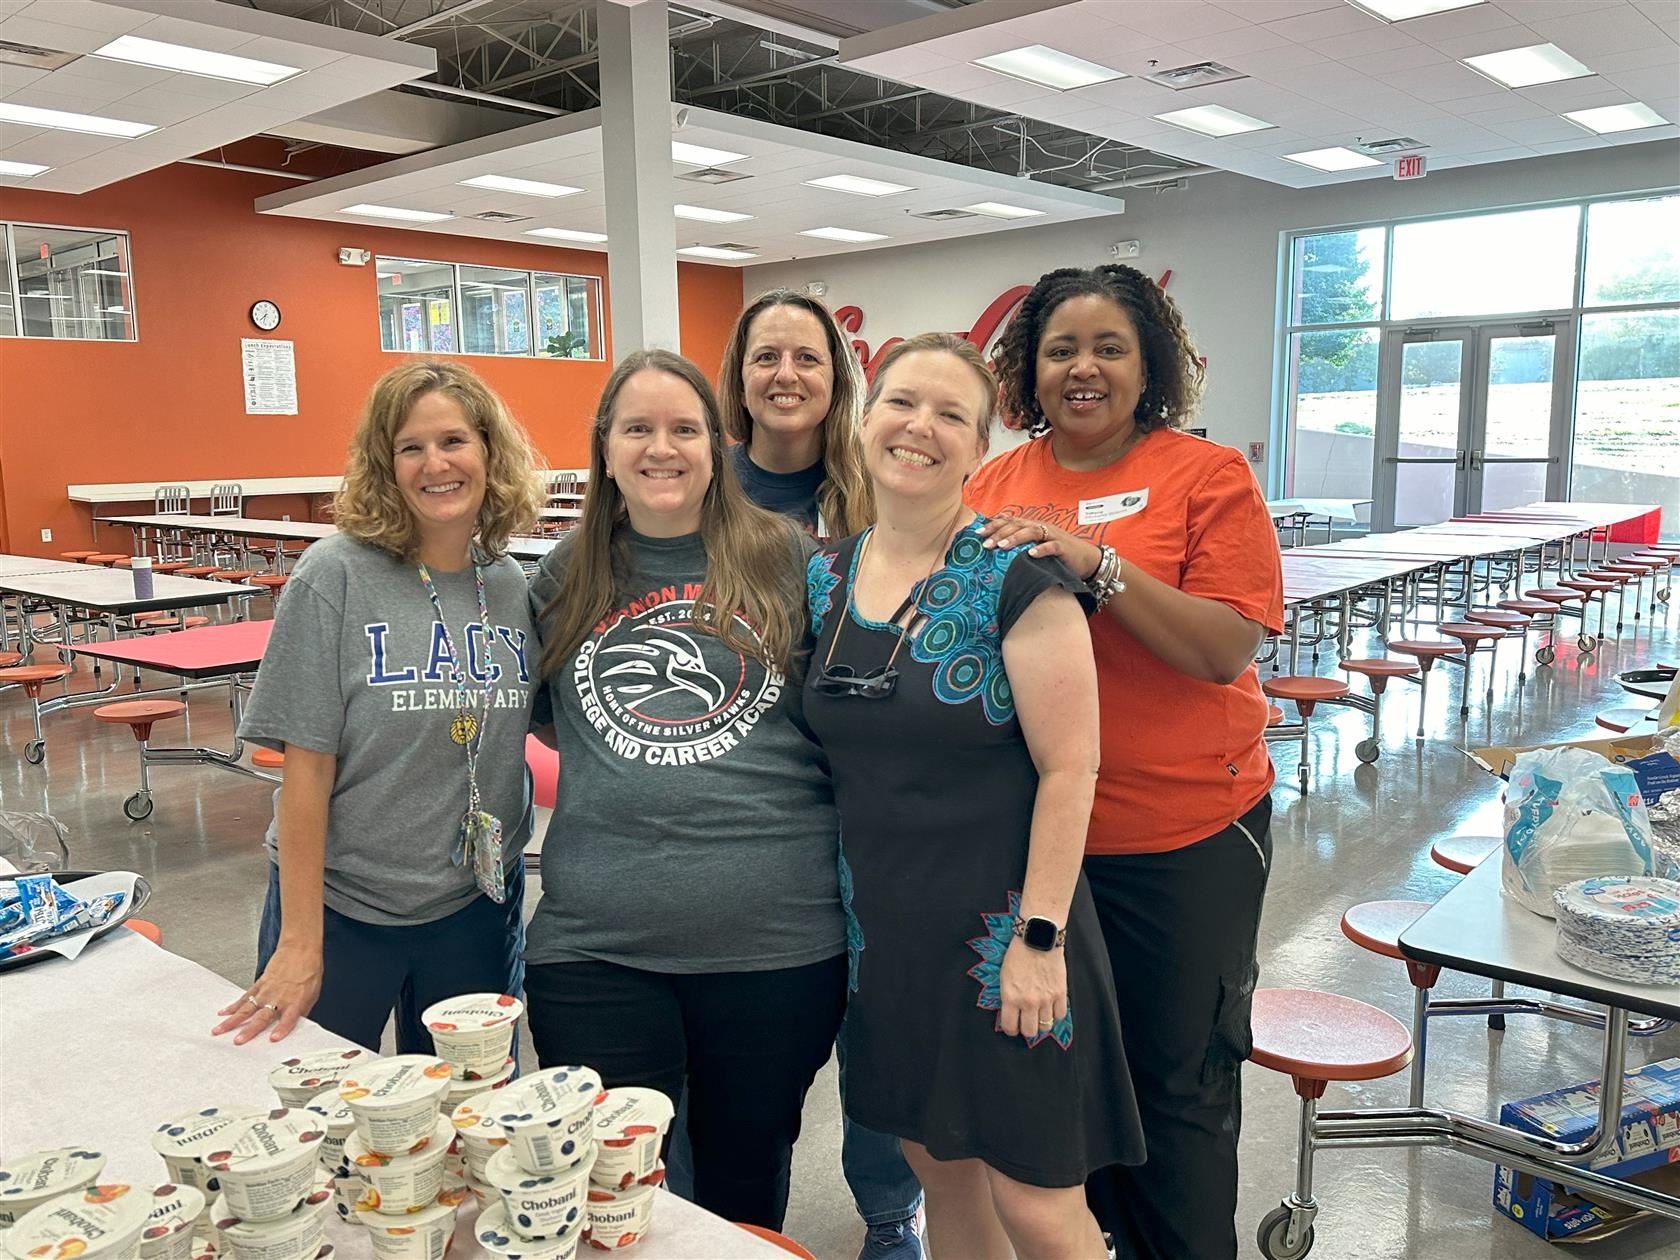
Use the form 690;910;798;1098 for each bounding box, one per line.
422;993;524;1185
203;1109;334;1260
473;1066;605;1260
1;1181;153;1260
582;1088;673;1251
268;1048;382;1225
335;1055;462;1260
151;1107;263;1250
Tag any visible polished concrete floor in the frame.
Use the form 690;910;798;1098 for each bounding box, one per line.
5;591;1680;1260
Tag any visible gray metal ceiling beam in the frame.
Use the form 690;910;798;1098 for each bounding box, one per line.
387;0;501;39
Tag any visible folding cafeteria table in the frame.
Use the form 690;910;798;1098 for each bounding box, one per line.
1268;498;1373;547
95;513;335;568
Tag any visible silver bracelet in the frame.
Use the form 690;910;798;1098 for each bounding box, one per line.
1087;544;1127;609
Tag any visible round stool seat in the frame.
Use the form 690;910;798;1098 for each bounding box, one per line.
125;919;163;945
94;699;186;743
0;664;71;687
1631;552;1675;566
1262;676;1350;703
1249;988;1414;1084
1341;658;1418;678
1525;588;1583;605
1431;834;1499;875
142;615;210;631
176;566;219;578
1596;706;1652;734
734;1224;817;1260
1438;622;1507;644
87;554;125;566
251;747;286;769
215;570;256;582
60;550;99;561
1498;598;1556;615
0;651;22;668
1266;704;1285;727
1388;639;1465;659
1340;900;1431;961
251;575;287;590
152;561;189;574
1558;578;1614;594
1579;570;1631;585
1464;608;1529;628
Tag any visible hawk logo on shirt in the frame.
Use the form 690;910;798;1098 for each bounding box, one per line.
598;626;729;718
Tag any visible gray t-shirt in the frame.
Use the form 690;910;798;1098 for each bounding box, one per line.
240;532;535;926
526;528;844;973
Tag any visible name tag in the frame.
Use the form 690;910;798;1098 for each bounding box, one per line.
1078;488;1149;525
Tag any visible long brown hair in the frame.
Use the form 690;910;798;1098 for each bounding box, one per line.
539;349;805;679
718;289;874;536
334;360;543;560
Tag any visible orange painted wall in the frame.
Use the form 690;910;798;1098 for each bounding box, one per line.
0;162;744;555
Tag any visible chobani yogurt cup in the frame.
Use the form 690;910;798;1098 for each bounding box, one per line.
474;1203;578;1260
339;1057;453;1155
421;995;524;1081
491;1067;603;1174
202;1111;325;1224
270;1050;378;1109
7;1184;150;1260
302;1090;357;1175
582;1181;656;1252
0;1149;106;1227
151;1108;260;1199
444;1059;516;1111
357;1177;468;1260
212;1173;332;1260
483;1147;594;1242
137;1184;205;1260
343;1117;453;1216
450;1095;510;1182
587;1089;672;1191
327;1158;363;1225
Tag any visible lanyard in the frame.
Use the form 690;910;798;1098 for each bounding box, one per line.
416;559;493;813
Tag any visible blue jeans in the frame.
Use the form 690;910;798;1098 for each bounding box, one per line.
665;1016;923;1225
256;861;526;1055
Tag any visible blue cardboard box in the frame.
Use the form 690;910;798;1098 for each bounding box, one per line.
1493;1058;1680;1239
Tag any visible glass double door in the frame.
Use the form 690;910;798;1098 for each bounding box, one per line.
1375;320;1573;530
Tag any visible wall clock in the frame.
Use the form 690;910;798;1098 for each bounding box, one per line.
250;300;281;331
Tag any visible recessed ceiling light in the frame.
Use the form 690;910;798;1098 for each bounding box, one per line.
972;44;1125;91
804;173;915;197
799;227;888;243
674;204;753;223
1462;43;1593;88
459;175;582;198
1563;101;1669;133
1154;105;1274;137
678;245;758;260
672;141;747;166
961;201;1045;219
1345;0;1485;20
1283;146;1384;171
0;101;155;138
525;227;609;243
0;159;50;178
92;34;300;85
342;204;453;222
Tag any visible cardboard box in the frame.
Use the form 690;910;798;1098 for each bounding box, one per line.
1493;1058;1680;1239
1468;732;1680;806
1495;1160;1680;1241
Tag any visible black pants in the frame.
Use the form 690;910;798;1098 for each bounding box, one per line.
1083;794;1273;1260
524;953;846;1231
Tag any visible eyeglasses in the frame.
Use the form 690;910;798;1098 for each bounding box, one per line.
812;662;900;700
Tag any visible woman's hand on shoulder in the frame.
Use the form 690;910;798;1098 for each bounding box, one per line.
978;516;1100;581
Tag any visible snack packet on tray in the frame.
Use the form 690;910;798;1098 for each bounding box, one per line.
0;874;126;958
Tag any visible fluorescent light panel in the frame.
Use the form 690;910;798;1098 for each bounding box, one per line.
1462;43;1593;88
678;245;757;260
674;204;753;223
962;201;1044;219
526;227;608;242
92;34;299;85
972;44;1125;91
1154;105;1273;137
1284;146;1383;171
1564;101;1668;133
1345;0;1485;20
0;159;50;177
0;101;155;138
459;175;582;198
799;227;888;243
342;204;453;222
804;173;914;197
672;141;747;166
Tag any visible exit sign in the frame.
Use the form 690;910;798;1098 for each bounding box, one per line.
1394;154;1427;180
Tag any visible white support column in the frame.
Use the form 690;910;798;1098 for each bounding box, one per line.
597;0;680;358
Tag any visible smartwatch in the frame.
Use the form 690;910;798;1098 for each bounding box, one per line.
1012;915;1067;951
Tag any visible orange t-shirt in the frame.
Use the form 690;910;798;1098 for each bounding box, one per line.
966;429;1285;855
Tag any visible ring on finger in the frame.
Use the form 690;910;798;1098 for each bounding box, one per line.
261;1003;279;1013
241;994;260;1007
1037;524;1049;542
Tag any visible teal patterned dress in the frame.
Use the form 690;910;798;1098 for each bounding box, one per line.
803;521;1143;1187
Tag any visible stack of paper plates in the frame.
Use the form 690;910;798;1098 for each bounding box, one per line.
1554;877;1680;985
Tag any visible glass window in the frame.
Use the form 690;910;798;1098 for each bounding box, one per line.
1389;205;1580;320
0;225;15;337
1289;228;1385;325
1571;309;1680;538
1584;195;1679;308
377;258;456;353
1284;327;1378;500
534;272;602;359
460;265;532;356
8;224;135;341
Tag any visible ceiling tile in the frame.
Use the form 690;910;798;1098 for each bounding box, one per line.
1336;44;1451;73
1523;5;1668;54
0;63;46;93
1632;0;1679;37
1593;44;1680;73
1424;24;1547;59
1102;1;1255;41
0;127;116;163
1219;1;1343;21
1489;0;1621;20
1264;5;1387;41
1307;26;1423;59
1604;65;1680;97
1376;59;1501;98
1530;136;1606;152
1224;42;1336;74
123;12;261;55
1518;76;1637;108
1179;23;1292;58
16;0;141;36
0;12;111;53
1489;114;1604;142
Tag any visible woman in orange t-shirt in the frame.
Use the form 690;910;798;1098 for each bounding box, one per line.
965;264;1284;1260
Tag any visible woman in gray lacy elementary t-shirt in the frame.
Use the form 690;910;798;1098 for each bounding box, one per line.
524;349;846;1232
213;361;545;1052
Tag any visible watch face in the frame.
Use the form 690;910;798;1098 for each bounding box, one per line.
250;300;280;331
1022;917;1059;950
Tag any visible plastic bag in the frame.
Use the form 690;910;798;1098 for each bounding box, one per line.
1502;747;1652;917
0;812;70;873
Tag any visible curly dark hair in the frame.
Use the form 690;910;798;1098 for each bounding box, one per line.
994;264;1204;438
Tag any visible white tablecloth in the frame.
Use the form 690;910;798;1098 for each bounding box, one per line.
0;923;784;1259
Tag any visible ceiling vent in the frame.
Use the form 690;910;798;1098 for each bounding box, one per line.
713;241;755;251
910;208;979;220
1143;60;1246;90
0;39;79;70
471;210;533;223
676;166;752;185
1356;136;1429;155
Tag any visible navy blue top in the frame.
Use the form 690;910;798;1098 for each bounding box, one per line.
729;444;823;533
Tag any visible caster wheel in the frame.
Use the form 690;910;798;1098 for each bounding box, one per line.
1257;1205;1315;1260
1355;738;1380;764
1578;635;1597;654
1536;646;1556;666
123;792;154;821
23;740;44;765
